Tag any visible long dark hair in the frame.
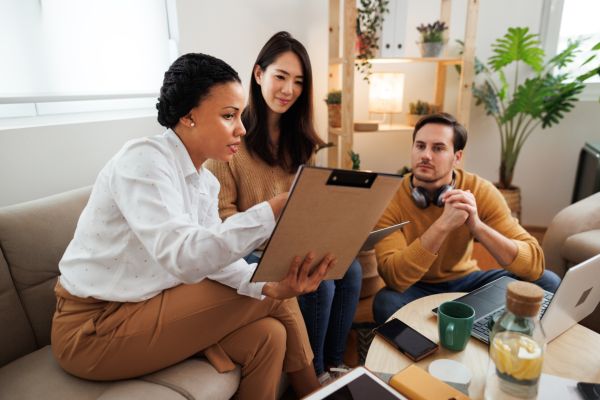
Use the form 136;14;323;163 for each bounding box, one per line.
156;53;240;128
243;31;324;172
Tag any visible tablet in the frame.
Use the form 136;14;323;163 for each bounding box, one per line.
360;221;410;251
303;367;407;400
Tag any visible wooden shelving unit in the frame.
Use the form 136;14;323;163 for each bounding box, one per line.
327;0;479;169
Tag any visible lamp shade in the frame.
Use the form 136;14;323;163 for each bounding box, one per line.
368;72;404;113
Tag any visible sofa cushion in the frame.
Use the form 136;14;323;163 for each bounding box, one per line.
96;381;186;400
561;229;600;265
0;346;117;400
0;346;241;400
0;187;91;347
0;249;37;367
143;357;241;400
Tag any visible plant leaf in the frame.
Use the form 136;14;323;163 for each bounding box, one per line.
502;77;548;122
472;80;500;117
548;39;581;69
489;27;545;72
539;74;585;128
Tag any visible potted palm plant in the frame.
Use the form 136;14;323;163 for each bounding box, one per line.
416;20;448;57
473;26;600;219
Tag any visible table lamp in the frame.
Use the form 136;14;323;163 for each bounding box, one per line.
368;72;404;126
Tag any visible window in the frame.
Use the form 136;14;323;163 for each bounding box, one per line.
541;0;600;100
0;0;178;122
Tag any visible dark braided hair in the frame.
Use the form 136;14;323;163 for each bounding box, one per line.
156;53;241;128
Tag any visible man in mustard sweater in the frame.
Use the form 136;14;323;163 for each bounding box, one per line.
372;113;560;324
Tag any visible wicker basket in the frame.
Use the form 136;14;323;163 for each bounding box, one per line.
327;104;341;128
497;186;522;222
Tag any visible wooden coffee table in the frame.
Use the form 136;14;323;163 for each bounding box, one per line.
365;292;600;399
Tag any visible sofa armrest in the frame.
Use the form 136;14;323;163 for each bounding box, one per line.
543;192;600;277
561;230;600;266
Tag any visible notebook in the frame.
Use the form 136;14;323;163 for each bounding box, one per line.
433;253;600;344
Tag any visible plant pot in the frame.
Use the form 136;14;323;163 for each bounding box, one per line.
496;185;522;222
327;104;341;128
406;114;423;127
419;42;444;57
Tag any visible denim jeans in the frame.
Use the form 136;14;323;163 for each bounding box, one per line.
245;253;362;375
372;269;561;325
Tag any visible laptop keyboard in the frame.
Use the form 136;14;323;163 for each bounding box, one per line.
472;291;554;344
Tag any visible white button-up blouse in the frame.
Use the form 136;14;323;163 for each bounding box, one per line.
59;129;274;302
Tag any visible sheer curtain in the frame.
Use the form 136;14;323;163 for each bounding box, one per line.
0;0;177;117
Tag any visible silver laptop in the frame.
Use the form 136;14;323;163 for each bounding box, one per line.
541;253;600;342
434;253;600;344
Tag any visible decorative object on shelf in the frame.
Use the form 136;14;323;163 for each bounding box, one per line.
416;20;448;57
406;100;439;127
356;0;390;82
368;72;404;125
472;27;600;218
397;166;411;177
353;121;379;132
349;150;361;170
324;90;342;128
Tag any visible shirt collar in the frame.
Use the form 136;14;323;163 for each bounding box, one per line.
165;129;198;178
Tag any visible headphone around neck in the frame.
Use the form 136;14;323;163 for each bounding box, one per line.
409;172;456;209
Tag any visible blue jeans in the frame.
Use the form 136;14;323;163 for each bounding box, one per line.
372;269;561;325
245;253;362;375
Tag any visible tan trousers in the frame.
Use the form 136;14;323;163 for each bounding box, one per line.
51;280;313;400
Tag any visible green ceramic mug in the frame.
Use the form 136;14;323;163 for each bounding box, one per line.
438;301;475;351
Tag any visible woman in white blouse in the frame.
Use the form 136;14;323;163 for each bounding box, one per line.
51;53;336;400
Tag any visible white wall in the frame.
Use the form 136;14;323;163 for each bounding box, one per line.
176;0;329;154
353;0;600;226
0;116;161;206
0;0;328;207
1;0;598;226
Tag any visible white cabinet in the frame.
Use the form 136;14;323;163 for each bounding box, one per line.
379;0;408;58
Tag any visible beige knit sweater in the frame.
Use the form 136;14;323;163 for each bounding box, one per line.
205;141;296;221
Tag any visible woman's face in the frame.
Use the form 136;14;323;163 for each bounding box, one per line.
254;51;304;115
183;81;246;166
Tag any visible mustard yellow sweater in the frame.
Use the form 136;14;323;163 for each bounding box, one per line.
205;141;296;220
375;169;545;292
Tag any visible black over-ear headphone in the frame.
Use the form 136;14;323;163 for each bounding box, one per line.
409;172;455;209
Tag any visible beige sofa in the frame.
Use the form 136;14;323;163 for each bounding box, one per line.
542;191;600;333
0;187;241;399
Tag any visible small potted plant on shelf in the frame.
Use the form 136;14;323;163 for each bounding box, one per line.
349;150;361;170
407;100;439;126
416;20;448;57
324;90;342;128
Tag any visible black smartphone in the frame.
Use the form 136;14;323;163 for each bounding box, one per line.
373;318;439;361
577;382;600;400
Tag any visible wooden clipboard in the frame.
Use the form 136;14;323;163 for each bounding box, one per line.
251;166;403;282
